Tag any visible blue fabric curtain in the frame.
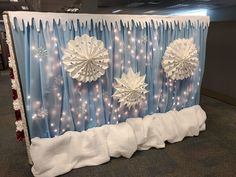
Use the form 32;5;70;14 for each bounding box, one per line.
10;17;208;139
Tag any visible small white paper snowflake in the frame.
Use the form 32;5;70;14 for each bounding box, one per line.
37;108;48;118
162;38;199;80
11;79;17;90
113;68;148;109
13;99;20;110
15;120;24;132
32;47;47;60
62;34;109;83
140;35;148;44
54;76;64;86
8;56;13;68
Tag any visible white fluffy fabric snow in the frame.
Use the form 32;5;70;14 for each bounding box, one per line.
30;105;206;177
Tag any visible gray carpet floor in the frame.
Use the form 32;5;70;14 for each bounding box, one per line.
1;71;236;177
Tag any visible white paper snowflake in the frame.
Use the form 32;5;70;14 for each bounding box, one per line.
37;108;48;118
32;47;47;60
13;99;20;110
54;76;64;86
15;120;24;132
113;68;148;109
11;79;17;90
162;38;199;80
8;56;13;68
62;34;109;83
140;35;148;44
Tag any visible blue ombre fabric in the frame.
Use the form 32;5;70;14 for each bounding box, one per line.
9;12;209;138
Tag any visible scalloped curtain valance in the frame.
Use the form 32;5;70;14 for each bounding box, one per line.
8;11;209;31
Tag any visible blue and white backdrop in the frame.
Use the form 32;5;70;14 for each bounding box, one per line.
7;12;209;139
5;12;209;176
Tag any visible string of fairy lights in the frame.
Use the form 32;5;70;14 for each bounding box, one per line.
28;26;202;137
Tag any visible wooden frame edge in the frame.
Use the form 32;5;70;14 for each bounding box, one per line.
3;12;32;165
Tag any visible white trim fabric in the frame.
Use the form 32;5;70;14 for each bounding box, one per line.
7;11;209;31
31;105;206;177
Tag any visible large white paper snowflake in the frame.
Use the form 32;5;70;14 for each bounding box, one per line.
62;34;109;82
113;68;148;109
162;38;199;80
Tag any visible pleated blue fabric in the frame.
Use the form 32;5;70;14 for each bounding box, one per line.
10;14;208;138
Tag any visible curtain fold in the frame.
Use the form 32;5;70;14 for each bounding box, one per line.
10;13;209;138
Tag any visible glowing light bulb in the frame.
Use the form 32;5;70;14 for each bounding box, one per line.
115;36;119;41
32;114;37;119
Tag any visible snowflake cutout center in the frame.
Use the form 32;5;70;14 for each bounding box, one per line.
113;68;148;109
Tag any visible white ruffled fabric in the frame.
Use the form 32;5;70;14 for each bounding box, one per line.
30;105;206;177
7;11;210;31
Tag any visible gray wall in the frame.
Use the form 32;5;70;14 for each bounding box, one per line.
208;6;236;22
0;22;4;31
202;21;236;100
